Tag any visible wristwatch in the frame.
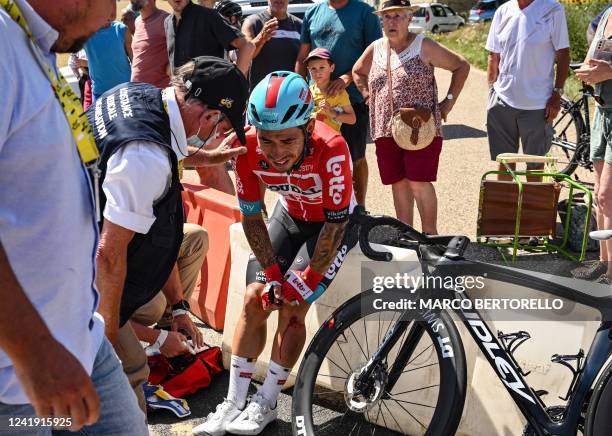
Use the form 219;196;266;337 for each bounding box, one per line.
171;299;191;317
446;93;454;101
552;87;563;95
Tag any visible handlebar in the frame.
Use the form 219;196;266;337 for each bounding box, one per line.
351;206;470;262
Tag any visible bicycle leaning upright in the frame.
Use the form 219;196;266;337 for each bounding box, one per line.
550;63;603;178
292;209;612;435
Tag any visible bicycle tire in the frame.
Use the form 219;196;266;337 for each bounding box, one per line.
551;97;586;176
584;360;612;435
292;289;467;436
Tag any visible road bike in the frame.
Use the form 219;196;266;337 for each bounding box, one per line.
292;209;612;435
550;64;601;179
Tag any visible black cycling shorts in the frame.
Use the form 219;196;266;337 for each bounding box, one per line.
245;202;358;287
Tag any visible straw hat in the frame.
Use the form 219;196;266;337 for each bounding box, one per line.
374;0;419;15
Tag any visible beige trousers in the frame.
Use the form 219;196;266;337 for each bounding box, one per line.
115;223;208;413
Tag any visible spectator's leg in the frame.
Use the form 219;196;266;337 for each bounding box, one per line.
391;179;415;226
408;180;438;235
341;102;370;206
598;161;612;278
517;108;552;182
115;323;149;415
486;88;519;181
158;223;209;327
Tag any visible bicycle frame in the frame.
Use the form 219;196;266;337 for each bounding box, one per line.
363;257;612;436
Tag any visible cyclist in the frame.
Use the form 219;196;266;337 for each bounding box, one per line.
193;71;358;435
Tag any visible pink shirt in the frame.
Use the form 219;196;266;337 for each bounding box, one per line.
131;9;170;88
368;35;442;141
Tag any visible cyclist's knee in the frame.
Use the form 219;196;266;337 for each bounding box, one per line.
242;283;267;319
278;303;308;323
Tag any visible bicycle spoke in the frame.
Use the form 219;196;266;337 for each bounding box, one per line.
371;404;382;436
382;400;404;432
407;343;434;366
323;354;350;376
377;311;382;347
402;361;438;374
363;315;369;357
393;384;439;396
312;388;345;397
378;400;389;431
318;373;349;380
334;341;353;373
389;397;427;429
349;325;368;362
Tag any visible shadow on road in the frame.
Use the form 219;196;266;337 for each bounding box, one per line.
442;124;487;140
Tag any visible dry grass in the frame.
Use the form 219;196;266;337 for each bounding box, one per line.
56;0;174;67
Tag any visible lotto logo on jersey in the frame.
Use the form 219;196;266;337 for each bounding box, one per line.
326;155;346;205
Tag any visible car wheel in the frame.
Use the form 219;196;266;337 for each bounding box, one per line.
432;24;439;33
458;22;464;28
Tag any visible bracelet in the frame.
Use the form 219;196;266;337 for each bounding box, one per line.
153;329;169;350
172;309;190;318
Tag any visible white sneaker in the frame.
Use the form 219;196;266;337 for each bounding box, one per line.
192;399;242;436
225;393;278;435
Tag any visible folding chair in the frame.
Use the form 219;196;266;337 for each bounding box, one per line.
477;153;593;262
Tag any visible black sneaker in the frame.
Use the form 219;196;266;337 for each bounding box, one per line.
571;260;607;280
595;274;612;285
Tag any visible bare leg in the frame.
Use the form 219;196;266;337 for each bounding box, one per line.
391;179;415;226
353;158;368;206
595;161;612;277
232;283;271;359
408;180;438;235
270;303;310;368
497;162;516;181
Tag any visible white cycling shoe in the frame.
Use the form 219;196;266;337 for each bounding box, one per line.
192;398;242;436
225;393;277;435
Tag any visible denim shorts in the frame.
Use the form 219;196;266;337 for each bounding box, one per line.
590;107;612;164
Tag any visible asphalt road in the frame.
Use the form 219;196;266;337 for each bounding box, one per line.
149;67;599;436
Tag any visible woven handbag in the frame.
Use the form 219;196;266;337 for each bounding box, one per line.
386;38;436;151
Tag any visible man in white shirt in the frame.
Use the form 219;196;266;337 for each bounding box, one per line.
89;56;249;412
486;0;570;181
0;0;149;433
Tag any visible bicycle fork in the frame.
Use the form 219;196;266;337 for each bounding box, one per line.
354;316;424;399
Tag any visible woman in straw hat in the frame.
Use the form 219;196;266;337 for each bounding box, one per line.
353;0;469;234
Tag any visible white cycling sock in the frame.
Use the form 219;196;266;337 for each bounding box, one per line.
228;355;255;409
257;360;291;406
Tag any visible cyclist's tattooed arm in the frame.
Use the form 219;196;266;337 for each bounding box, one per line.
309;221;348;274
241;214;276;269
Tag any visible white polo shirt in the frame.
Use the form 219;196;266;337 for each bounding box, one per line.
486;0;569;110
102;87;187;233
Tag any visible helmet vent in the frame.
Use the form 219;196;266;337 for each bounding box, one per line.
249;103;261;122
295;103;310;120
281;104;298;124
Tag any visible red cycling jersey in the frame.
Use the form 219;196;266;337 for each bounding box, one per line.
234;121;356;222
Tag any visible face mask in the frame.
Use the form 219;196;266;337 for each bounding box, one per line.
187;113;222;148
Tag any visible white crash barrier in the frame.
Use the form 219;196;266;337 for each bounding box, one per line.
222;223;600;435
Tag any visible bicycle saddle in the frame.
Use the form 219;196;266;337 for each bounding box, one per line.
591;230;612;241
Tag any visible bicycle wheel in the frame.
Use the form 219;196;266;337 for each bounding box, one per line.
584;360;612;435
550;97;586;176
292;289;467;436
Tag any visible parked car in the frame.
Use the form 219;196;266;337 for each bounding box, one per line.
468;0;507;23
409;3;465;34
237;0;322;21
